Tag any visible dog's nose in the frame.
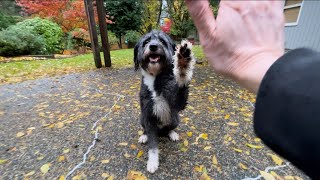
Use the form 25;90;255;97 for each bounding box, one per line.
149;44;158;52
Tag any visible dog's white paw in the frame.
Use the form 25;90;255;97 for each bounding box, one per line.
138;134;148;144
173;40;195;87
169;131;179;141
147;148;159;173
147;160;159;173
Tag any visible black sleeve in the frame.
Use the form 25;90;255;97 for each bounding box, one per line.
254;48;320;179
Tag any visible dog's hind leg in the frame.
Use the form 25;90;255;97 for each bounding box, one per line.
146;129;159;173
173;40;196;87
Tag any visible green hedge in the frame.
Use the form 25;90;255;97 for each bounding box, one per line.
16;17;63;54
0;12;18;30
0;25;44;56
0;17;64;56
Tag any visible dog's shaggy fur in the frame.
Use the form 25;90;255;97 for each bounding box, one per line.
134;30;195;173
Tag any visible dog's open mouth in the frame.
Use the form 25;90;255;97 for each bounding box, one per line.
149;54;161;63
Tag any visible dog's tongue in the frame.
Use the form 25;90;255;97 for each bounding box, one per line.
149;55;160;63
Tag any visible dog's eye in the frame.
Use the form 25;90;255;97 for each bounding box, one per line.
143;39;150;46
160;39;166;45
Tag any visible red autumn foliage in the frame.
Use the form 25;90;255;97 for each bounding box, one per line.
16;0;113;33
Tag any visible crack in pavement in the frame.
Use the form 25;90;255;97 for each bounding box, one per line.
65;92;125;179
241;162;290;180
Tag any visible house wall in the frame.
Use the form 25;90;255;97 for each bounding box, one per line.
284;1;320;51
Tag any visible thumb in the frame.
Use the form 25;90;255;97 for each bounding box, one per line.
185;0;216;35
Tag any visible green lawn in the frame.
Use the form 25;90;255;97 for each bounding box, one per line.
0;46;205;85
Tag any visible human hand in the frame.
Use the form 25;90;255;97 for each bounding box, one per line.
185;0;285;93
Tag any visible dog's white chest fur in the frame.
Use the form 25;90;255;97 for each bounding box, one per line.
141;70;171;125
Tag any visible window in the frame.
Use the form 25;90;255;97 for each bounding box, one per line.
284;0;303;26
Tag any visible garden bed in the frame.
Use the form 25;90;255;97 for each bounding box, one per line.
0;54;79;63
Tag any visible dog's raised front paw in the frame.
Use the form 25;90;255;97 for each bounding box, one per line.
168;130;179;141
138;134;148;144
173;40;195;87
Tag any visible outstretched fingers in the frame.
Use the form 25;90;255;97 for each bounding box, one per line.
185;0;216;37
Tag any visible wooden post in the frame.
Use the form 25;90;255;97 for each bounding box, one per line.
84;0;102;68
96;0;111;67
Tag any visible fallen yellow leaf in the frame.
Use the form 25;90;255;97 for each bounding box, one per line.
37;156;44;160
184;140;189;147
48;124;55;128
232;148;243;153
58;155;65;162
138;130;143;136
59;175;66;180
204;146;211;151
212;155;218;165
267;153;283;166
284;176;295;180
181;147;188;152
239;163;248;170
194;165;204;172
199;133;208;140
200;173;211;180
127;170;147;180
40;163;51;174
101;159;110;164
254;138;261;142
293;176;303;180
16;132;25;137
260;171;276;180
107;176;114;180
124;153;131;158
63;149;70;154
224;114;230;119
0;159;8;164
25;171;35;177
102;173;110;178
246;143;263;149
187;132;193;137
137;150;144;158
55;122;64;129
89;156;96;162
130;144;137;149
72;175;82;180
182;117;190;123
270;171;284;180
118;142;128;146
227;122;239;126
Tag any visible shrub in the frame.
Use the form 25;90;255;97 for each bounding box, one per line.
125;30;140;46
16;17;63;54
70;28;90;49
108;31;118;46
0;25;45;56
0;12;18;30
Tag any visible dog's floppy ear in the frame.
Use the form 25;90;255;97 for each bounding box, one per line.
134;43;139;71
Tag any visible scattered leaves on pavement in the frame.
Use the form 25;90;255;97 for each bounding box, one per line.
260;171;276;180
267;153;283;166
40;163;51;174
127;170;147;180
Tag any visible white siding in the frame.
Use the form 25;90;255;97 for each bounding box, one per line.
284;1;320;51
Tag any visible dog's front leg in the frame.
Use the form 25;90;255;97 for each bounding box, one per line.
173;40;196;87
146;128;159;173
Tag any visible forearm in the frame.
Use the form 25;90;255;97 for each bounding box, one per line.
254;48;320;179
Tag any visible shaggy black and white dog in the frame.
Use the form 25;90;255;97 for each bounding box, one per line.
134;30;195;173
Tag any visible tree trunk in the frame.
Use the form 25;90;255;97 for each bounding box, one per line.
157;0;163;26
118;35;122;49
